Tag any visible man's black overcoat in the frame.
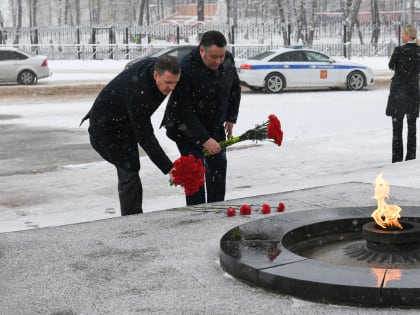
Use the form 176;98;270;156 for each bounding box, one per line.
162;47;241;144
386;42;420;118
82;58;173;173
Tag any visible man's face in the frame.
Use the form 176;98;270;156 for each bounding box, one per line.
153;70;180;95
199;45;226;71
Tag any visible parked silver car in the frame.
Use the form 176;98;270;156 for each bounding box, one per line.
0;47;52;85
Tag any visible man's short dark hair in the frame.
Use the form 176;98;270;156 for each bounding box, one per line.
154;55;181;75
199;30;227;50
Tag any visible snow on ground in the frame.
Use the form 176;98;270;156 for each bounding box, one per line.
2;56;420;233
44;56;392;82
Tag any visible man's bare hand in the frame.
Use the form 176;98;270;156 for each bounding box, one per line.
203;138;221;155
224;121;234;139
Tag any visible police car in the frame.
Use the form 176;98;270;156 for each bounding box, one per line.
237;48;374;93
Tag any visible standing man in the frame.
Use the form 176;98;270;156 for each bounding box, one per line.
386;24;420;163
162;30;241;205
81;55;181;215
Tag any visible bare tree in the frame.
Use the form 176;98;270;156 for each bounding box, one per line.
11;0;23;43
197;0;204;21
28;0;39;46
340;0;362;43
28;0;37;27
275;0;290;46
137;0;146;26
0;3;6;44
89;0;100;25
304;0;318;48
295;1;305;45
63;0;71;24
74;0;80;24
109;0;117;22
370;0;380;46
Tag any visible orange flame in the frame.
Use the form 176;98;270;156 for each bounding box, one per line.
371;173;402;229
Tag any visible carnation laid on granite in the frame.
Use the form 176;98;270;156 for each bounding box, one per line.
226;207;236;217
239;204;252;215
170;155;206;196
277;202;285;212
204;114;284;156
224;202;286;218
261;203;271;214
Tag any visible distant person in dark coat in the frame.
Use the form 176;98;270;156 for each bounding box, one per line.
162;30;241;206
81;55;181;215
386;24;420;163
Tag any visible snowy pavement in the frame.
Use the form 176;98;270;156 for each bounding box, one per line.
0;57;416;234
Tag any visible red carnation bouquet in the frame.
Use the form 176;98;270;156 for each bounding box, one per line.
170;155;206;196
204;114;283;156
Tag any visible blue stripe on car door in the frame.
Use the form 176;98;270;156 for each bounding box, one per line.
249;64;366;70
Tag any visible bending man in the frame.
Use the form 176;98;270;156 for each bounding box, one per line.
81;55;181;215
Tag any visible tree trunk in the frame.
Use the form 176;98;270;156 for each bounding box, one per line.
296;1;306;45
64;0;69;24
275;0;289;46
356;19;364;44
89;0;100;25
138;0;145;26
370;0;381;46
340;0;362;43
305;0;318;48
13;0;22;44
75;0;81;25
197;0;204;22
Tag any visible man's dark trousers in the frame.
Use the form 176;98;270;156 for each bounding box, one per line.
116;166;143;215
176;141;227;205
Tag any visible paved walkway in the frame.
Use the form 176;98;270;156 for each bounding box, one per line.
1;180;419;315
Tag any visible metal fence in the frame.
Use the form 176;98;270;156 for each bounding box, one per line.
0;21;405;60
2;41;394;61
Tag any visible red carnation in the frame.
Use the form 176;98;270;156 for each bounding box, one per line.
170;155;206;196
267;114;283;146
277;202;285;212
261;203;271;214
226;207;236;217
239;204;252;215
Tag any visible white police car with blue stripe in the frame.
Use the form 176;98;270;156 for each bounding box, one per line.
237;48;374;93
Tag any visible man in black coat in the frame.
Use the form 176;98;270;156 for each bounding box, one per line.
162;30;241;205
81;55;181;215
386;24;420;163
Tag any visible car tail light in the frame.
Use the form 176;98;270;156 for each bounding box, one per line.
41;59;48;67
240;64;253;70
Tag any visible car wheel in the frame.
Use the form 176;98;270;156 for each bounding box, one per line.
18;70;37;85
265;73;285;93
347;71;365;90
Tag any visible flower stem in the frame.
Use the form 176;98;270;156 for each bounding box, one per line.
203;136;242;157
219;136;242;149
